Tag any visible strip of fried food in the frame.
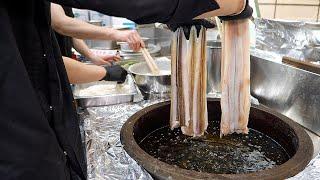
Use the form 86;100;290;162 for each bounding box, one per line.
220;19;251;137
171;26;208;137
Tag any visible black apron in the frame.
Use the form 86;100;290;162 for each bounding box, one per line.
54;6;74;58
0;1;86;179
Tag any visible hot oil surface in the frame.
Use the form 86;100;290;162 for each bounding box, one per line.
139;125;289;174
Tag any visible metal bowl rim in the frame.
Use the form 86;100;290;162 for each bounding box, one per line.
128;60;171;77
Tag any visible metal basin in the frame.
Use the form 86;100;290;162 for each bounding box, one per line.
121;99;313;180
128;59;171;98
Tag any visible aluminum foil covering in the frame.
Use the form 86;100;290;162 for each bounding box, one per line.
255;18;320;62
289;154;320;180
81;100;163;180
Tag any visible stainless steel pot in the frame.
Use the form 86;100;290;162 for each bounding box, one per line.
128;59;171;98
207;41;222;94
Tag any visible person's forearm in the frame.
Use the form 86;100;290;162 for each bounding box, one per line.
196;0;245;19
63;56;106;84
61;20;119;40
52;16;118;40
51;3;118;40
72;38;94;59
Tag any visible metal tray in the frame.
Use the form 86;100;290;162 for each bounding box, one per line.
73;76;141;108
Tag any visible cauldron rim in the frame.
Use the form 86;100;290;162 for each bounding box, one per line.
120;98;313;180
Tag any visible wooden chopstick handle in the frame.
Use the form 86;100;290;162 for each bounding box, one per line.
141;48;158;74
141;48;160;74
143;48;159;71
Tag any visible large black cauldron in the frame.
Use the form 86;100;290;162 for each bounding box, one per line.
120;99;313;180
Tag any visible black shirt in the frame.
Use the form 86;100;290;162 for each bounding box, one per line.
1;1;86;179
54;6;74;58
0;0;219;179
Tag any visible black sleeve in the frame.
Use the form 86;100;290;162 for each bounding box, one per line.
49;0;220;24
63;6;75;18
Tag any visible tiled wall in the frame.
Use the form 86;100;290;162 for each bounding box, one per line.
258;0;320;22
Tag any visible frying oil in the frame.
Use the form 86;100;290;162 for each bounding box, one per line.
139;125;289;174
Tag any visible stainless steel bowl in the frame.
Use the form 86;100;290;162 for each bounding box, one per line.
128;59;171;98
118;38;149;52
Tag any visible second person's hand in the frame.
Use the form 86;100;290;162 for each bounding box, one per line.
102;65;128;83
89;54;121;66
116;30;145;52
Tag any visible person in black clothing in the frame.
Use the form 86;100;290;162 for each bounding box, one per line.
0;0;252;179
51;3;135;83
53;5;118;65
51;3;145;65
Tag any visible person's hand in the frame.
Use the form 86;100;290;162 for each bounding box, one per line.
167;19;215;39
219;0;253;21
102;65;128;83
116;30;145;52
89;54;121;66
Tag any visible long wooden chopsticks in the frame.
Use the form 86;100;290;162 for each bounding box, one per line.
141;48;160;74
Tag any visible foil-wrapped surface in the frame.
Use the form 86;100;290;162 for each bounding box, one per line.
289;154;320;180
255;18;320;62
81;100;162;180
